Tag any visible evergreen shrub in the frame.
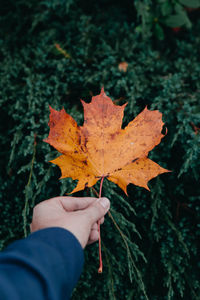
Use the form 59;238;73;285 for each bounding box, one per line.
0;1;199;299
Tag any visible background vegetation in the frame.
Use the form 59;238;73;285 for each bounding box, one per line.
0;0;200;299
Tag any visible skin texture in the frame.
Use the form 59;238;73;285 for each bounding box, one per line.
30;196;110;248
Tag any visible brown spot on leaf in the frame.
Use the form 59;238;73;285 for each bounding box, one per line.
132;158;138;163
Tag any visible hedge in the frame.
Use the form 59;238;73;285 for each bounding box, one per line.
0;1;200;299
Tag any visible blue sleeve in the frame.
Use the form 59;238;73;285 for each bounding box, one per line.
0;227;84;300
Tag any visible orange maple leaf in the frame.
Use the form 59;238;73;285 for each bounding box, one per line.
44;88;169;194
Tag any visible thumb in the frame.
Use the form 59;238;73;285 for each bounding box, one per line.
85;197;110;224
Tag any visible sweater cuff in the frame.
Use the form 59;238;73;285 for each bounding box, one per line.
23;227;84;298
3;227;84;300
28;227;84;254
28;227;84;272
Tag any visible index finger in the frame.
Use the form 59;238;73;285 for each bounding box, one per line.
59;196;98;211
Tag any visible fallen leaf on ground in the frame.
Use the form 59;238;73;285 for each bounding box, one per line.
118;61;128;72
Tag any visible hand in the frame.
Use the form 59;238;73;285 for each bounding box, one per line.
30;196;110;248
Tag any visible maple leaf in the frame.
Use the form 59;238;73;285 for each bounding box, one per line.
44;88;169;195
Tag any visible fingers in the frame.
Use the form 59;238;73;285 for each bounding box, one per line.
88;219;104;245
100;217;104;224
48;196;99;211
88;229;99;245
84;198;110;225
91;217;104;231
48;197;109;217
91;222;98;230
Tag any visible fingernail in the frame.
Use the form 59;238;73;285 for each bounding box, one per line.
98;197;110;209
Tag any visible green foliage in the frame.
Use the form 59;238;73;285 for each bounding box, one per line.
134;0;200;39
0;0;200;299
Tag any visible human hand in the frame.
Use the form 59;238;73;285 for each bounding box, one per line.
30;197;110;248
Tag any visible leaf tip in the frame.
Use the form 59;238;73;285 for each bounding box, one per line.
48;105;54;113
100;86;105;95
121;185;128;196
80;98;85;106
144;185;151;192
43;138;48;144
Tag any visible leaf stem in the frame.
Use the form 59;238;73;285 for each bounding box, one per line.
98;176;104;273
